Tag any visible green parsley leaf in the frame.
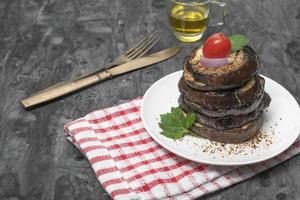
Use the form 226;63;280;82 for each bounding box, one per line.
185;112;196;128
229;34;249;52
159;107;196;139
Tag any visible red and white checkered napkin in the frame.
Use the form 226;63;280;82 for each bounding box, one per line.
64;97;300;200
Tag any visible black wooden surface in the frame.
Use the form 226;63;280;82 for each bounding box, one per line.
0;0;300;199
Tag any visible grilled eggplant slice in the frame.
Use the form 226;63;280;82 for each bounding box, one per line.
190;116;263;144
184;46;260;91
178;75;265;110
179;93;270;130
180;92;270;117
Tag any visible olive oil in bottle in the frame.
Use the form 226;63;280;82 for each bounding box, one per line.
168;4;209;42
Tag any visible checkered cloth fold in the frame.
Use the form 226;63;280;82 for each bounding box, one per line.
64;97;300;200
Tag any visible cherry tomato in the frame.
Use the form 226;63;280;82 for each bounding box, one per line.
203;33;231;58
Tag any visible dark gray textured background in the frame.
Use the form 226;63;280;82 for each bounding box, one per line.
0;0;300;199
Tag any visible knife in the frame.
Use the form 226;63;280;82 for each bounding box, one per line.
21;46;181;109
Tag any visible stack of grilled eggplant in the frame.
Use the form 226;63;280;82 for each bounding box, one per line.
178;46;271;143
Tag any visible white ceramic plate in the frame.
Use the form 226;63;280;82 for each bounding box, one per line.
141;71;300;166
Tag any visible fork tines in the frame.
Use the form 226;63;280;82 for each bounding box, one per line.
125;31;161;60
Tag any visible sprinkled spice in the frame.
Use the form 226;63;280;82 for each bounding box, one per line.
172;120;280;157
199;131;274;156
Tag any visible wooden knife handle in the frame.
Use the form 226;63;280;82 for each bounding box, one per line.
21;71;112;109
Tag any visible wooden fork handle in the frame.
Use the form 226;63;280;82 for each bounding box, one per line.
21;70;112;109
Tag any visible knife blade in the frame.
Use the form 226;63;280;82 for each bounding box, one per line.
21;46;181;109
108;46;181;76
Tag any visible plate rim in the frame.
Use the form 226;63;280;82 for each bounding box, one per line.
141;70;300;166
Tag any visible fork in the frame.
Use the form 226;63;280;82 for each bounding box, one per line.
75;31;161;80
34;31;161;92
